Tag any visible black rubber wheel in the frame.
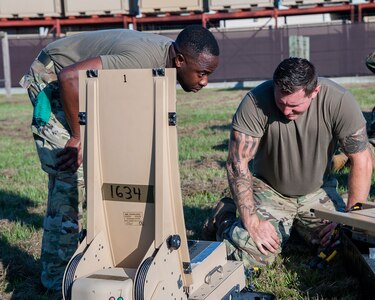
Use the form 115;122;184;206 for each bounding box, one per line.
134;257;153;300
62;252;83;300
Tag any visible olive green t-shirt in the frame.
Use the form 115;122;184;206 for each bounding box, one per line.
44;29;172;72
232;78;365;196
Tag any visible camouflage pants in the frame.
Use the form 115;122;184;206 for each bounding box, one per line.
223;176;346;268
20;56;84;291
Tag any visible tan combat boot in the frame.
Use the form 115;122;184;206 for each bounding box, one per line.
331;152;349;173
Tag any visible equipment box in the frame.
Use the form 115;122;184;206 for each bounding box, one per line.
312;202;375;299
280;0;349;6
0;0;61;18
139;0;204;14
63;0;137;16
208;0;275;10
341;232;375;298
62;68;247;300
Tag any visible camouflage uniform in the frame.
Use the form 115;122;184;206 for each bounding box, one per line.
222;176;345;268
20;54;84;292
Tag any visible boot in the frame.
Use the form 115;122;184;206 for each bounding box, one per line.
331;152;349;173
202;197;237;241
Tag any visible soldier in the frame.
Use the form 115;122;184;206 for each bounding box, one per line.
20;25;219;295
203;57;372;268
331;50;375;172
364;51;375;166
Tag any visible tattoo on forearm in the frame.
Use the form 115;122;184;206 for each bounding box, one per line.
341;126;368;154
227;130;259;209
238;204;256;215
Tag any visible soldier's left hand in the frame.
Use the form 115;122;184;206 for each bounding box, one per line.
56;137;82;172
318;222;338;247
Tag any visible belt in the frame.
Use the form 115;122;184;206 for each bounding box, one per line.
37;50;53;68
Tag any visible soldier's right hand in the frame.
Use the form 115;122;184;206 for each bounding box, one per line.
244;215;280;256
57;136;82;172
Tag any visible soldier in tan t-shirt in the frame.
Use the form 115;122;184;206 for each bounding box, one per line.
20;25;220;295
203;57;372;268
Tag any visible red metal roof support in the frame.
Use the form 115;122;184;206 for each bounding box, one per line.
132;16;138;30
55;18;61;37
0;4;372;34
122;15;128;29
350;4;355;23
356;2;375;22
274;8;278;29
202;13;207;28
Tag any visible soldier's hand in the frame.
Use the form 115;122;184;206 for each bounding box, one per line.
244;215;280;256
57;137;82;172
318;222;338;248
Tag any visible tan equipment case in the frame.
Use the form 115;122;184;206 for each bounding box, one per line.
62;68;246;300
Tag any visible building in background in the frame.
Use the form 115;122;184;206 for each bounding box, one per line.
1;0;375;87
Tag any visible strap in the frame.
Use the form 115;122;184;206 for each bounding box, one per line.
37;50;53;68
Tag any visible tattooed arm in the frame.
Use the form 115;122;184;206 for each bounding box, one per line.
226;129;280;255
320;126;372;247
340;126;372;209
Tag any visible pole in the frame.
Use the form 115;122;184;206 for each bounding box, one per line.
1;32;11;98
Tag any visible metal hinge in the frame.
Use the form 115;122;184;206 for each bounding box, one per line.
78;112;86;125
152;68;165;77
183;262;192;274
86;69;98;78
169;112;177;126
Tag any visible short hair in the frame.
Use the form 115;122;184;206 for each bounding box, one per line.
273;57;318;96
175;25;219;57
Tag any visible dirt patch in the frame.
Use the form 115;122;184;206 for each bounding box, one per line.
180;155;229;199
0;118;31;140
181;177;228;199
182;154;224;170
0;96;29;105
0;169;17;179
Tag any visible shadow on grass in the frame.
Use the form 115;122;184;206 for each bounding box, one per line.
0;190;57;299
0;236;42;299
209;124;231;133
0;190;43;228
183;205;214;240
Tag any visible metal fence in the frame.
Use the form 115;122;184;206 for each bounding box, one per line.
3;22;375;88
206;22;375;82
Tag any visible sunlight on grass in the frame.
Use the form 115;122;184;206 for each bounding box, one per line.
0;85;374;298
0;221;37;244
348;86;375;111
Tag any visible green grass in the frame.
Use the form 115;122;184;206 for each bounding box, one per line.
347;85;375;111
0;84;374;299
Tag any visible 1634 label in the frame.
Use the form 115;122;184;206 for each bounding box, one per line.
102;183;154;203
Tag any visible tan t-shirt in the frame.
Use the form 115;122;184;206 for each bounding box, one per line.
232;78;366;196
44;29;172;72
